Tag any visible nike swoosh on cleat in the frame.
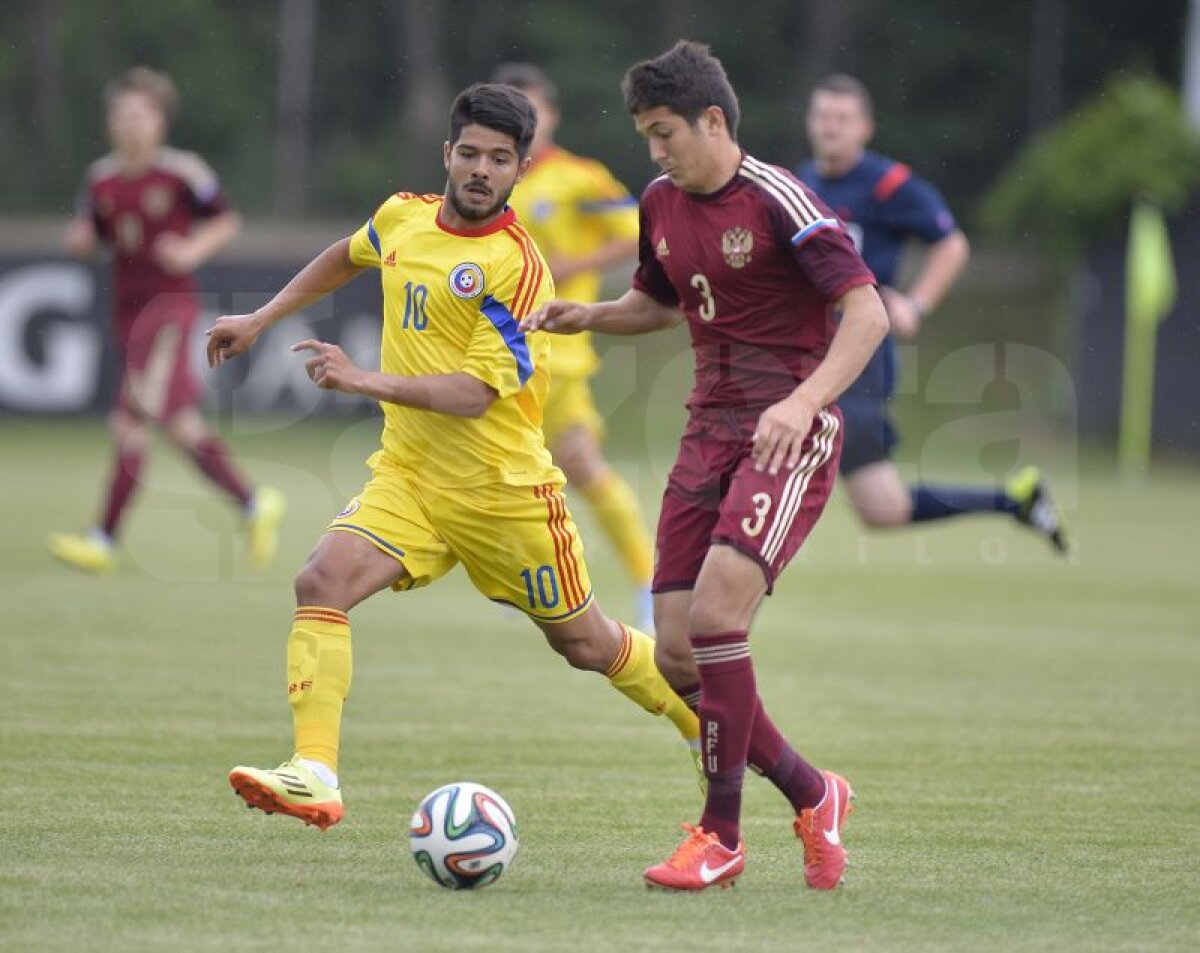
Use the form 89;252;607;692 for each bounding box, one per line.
823;779;841;846
699;855;742;884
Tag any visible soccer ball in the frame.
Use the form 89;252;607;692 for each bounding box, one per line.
409;782;519;889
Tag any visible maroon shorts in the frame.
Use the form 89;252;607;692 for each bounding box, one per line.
115;295;202;421
653;405;843;594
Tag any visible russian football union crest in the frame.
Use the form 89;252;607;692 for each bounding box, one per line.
721;227;754;269
142;183;174;219
448;262;485;299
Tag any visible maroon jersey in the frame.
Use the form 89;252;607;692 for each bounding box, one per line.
81;147;230;339
633;153;874;410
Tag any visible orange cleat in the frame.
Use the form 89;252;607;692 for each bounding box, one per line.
643;823;745;891
229;756;344;831
794;770;854;889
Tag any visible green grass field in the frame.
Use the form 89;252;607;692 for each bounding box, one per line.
2;417;1198;952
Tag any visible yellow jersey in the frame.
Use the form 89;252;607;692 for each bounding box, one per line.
348;192;560;488
507;147;639;378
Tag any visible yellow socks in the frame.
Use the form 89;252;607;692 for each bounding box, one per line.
580;471;654;586
605;624;700;744
288;607;353;772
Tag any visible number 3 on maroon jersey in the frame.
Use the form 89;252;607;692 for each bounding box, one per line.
689;272;717;322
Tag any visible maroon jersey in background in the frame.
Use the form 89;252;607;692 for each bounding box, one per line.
81;147;230;341
633;153;874;411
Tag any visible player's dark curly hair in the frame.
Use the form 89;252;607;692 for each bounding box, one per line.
621;40;740;140
448;83;537;159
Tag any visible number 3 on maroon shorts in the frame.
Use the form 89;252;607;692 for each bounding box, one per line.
713;408;843;592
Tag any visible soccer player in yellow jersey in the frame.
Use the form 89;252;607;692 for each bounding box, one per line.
204;84;699;829
493;64;656;631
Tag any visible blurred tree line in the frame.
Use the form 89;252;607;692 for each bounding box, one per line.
0;0;1188;226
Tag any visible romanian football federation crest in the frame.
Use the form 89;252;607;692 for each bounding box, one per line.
448;262;485;299
721;227;754;269
335;498;361;519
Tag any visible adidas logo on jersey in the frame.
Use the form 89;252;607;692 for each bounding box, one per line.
383;250;396;267
656;236;669;257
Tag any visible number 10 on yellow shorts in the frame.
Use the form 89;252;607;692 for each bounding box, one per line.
329;453;594;623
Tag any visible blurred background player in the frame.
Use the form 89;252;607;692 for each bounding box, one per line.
207;84;700;829
48;67;284;573
491;63;656;630
797;73;1067;553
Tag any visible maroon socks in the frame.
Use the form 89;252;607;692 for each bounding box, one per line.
679;648;826;849
189;436;252;507
100;444;146;538
691;631;756;849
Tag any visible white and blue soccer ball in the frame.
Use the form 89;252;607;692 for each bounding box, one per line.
409;782;519;890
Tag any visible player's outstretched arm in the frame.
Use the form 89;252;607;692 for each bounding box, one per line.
154;209;242;276
752;284;889;474
884;229;970;340
521;288;681;337
357;372;497;418
206;237;364;367
292;339;496;418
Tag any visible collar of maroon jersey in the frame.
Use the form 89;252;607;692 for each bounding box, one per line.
684;150;748;203
114;148;166;180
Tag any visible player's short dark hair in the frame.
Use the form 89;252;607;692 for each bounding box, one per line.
811;73;875;119
621;40;740;140
103;66;180;120
489;62;559;106
448;83;537;159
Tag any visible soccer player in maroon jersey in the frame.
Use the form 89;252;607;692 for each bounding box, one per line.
522;42;889;891
49;67;284;574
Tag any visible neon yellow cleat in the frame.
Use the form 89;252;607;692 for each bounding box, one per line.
247;486;286;568
1006;466;1069;556
48;531;115;574
229;755;343;830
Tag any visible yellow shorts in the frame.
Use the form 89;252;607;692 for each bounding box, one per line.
542;374;605;448
328;454;593;623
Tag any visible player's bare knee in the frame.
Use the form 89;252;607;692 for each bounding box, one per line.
564;456;606;489
537;612;612;673
687;592;751;638
653;639;695;685
162;411;206;452
294;560;336;607
548;629;607;672
565;636;608;672
552;428;605;487
109;409;146;449
854;498;912;528
846;465;913;527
